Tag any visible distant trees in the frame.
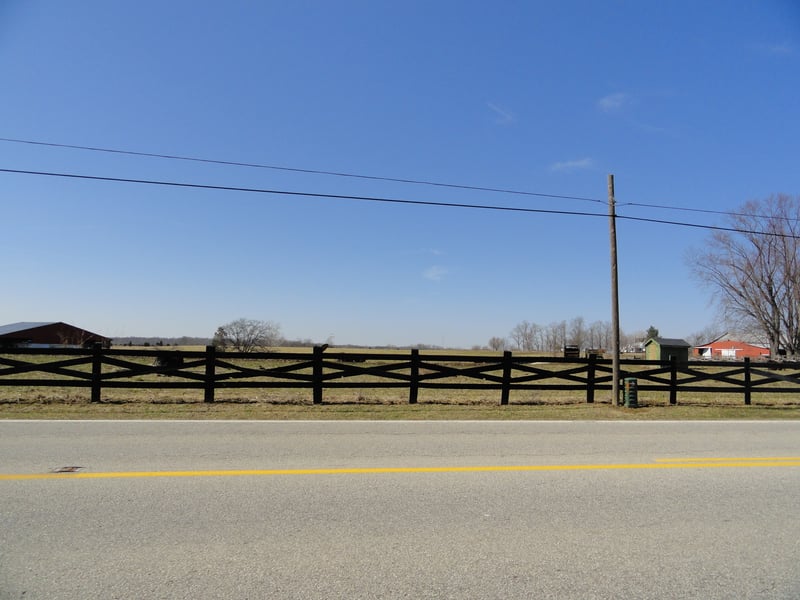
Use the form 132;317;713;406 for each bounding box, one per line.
692;194;800;357
505;318;616;353
509;321;538;351
646;325;659;340
212;318;283;352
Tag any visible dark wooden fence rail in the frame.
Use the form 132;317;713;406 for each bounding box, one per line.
2;345;800;405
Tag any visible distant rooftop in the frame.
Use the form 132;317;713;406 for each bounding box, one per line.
0;322;58;336
646;337;690;347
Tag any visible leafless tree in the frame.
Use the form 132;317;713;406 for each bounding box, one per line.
509;321;538;351
57;328;92;347
568;316;586;348
686;324;726;348
488;336;507;351
621;329;646;351
543;320;567;354
212;318;283;352
691;194;800;357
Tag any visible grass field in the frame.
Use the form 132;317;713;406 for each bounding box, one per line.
2;399;799;420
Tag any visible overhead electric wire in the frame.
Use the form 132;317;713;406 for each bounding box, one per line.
0;167;606;217
620;200;794;223
622;201;737;216
0;136;605;205
2;136;786;224
2;167;798;240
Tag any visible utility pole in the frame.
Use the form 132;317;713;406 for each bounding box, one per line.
608;174;621;406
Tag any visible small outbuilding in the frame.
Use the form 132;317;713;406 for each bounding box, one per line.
644;337;691;363
0;322;111;349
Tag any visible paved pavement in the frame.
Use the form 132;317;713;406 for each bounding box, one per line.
1;420;799;599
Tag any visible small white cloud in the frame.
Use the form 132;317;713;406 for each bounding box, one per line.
597;92;629;113
400;248;443;257
423;266;447;281
629;119;676;137
487;102;515;124
765;42;793;55
549;158;594;173
750;41;794;56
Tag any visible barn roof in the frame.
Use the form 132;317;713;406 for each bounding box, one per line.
0;322;110;342
0;322;58;336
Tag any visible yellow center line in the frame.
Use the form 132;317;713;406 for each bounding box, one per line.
2;459;800;481
655;456;800;463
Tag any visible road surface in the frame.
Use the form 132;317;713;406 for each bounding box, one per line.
1;420;799;599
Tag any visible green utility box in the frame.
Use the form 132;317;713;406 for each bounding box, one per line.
623;378;638;408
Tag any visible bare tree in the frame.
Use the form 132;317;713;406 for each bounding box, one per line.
621;329;646;351
488;336;507;351
568;316;586;348
509;321;537;351
686;324;726;348
692;194;800;357
543;320;567;354
213;318;283;352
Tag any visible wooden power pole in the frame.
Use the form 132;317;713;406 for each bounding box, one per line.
608;174;621;406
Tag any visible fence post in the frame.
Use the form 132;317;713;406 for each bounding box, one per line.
313;345;325;404
91;342;102;403
500;350;512;405
204;345;216;403
409;348;419;404
669;356;678;405
586;353;596;403
744;357;751;406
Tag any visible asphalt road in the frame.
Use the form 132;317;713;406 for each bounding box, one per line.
1;420;799;599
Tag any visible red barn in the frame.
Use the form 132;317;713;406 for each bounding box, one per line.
694;338;769;360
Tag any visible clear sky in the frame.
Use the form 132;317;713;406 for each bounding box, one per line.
1;1;799;347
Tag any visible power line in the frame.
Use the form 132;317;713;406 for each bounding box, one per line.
0;167;607;217
4;136;787;224
2;166;798;240
0;136;605;205
3;137;792;224
622;201;737;216
621;200;796;223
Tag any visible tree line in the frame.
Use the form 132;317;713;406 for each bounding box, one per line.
487;318;648;353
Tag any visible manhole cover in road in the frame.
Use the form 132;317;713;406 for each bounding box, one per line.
51;466;84;473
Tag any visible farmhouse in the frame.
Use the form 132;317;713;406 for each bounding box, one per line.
0;322;111;349
694;334;769;360
644;337;691;363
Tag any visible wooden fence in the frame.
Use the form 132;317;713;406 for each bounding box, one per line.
1;345;800;405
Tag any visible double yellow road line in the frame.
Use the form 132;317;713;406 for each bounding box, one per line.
2;457;800;481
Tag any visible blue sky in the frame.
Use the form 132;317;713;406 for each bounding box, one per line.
1;1;798;347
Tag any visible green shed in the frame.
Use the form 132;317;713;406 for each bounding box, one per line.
644;337;691;363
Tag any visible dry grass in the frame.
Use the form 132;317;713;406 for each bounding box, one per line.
2;399;800;421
